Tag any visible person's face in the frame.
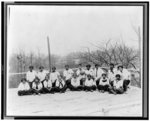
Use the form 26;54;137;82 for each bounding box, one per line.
52;68;56;72
87;75;91;80
110;65;114;69
29;67;33;72
45;76;49;81
65;66;69;70
78;65;82;69
40;67;43;72
73;75;76;78
22;80;26;84
116;76;120;80
35;78;39;83
86;66;90;70
95;65;98;69
118;67;123;72
102;75;106;79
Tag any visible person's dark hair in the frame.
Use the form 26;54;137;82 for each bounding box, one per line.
110;63;114;66
86;64;91;68
117;65;123;69
87;74;91;77
95;64;99;67
116;74;121;78
39;66;44;69
45;74;49;79
21;78;26;82
34;76;40;82
78;63;82;66
102;73;107;76
29;65;34;69
65;65;69;67
52;66;56;70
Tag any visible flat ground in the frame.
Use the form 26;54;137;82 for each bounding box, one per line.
7;86;142;116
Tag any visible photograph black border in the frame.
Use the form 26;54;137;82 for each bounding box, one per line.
1;1;149;120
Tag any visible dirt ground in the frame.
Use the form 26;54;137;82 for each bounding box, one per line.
6;86;142;116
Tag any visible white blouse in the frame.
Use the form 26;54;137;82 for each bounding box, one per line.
71;78;80;87
63;69;74;80
18;82;30;91
113;79;124;89
99;78;109;86
49;71;60;83
37;70;47;82
26;71;37;82
43;80;52;88
32;82;43;90
85;79;95;87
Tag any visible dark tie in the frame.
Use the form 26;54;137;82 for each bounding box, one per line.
36;84;38;89
111;69;114;74
96;69;98;77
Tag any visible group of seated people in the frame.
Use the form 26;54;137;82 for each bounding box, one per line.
18;63;131;96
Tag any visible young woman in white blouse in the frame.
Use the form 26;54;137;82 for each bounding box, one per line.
98;73;110;93
109;74;124;94
76;64;86;87
50;66;66;93
116;65;131;92
17;78;31;96
32;77;43;95
42;75;53;93
37;66;47;86
63;65;74;90
26;66;37;88
108;63;117;87
70;73;83;91
84;74;96;91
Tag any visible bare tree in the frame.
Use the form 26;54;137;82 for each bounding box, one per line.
78;39;139;69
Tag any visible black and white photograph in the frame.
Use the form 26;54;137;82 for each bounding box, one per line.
1;2;149;119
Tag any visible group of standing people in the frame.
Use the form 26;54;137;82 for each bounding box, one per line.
17;63;131;96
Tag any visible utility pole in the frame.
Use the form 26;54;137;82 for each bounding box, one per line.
47;36;51;72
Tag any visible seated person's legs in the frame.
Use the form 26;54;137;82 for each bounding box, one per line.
69;84;76;91
108;86;116;94
103;85;109;91
39;88;45;94
84;86;88;91
85;86;92;91
96;79;100;87
86;86;91;91
80;78;85;86
60;85;67;93
97;85;104;91
52;81;56;88
42;88;51;93
23;90;31;95
123;80;130;91
77;86;84;91
32;89;40;94
116;88;124;94
110;81;114;87
50;87;55;93
55;87;61;92
92;85;96;91
18;90;31;96
97;85;102;90
18;91;24;96
66;79;72;90
51;81;60;93
28;89;33;95
73;87;79;91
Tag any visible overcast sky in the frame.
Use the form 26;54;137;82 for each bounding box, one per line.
7;5;143;56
